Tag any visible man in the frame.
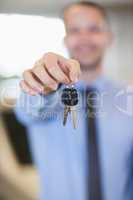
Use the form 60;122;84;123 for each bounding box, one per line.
15;1;133;200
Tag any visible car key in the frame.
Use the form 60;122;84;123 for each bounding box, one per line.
61;86;78;129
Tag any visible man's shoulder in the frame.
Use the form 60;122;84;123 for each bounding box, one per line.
102;76;129;92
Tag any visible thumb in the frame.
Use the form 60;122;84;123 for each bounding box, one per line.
67;59;81;83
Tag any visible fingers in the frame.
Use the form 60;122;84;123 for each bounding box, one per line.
20;80;38;96
57;56;81;83
22;68;58;95
32;60;58;90
44;53;81;83
23;70;44;93
20;52;81;96
43;53;70;84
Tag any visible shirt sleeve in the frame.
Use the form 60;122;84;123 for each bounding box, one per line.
14;88;63;126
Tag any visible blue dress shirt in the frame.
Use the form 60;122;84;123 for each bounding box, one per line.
15;76;133;200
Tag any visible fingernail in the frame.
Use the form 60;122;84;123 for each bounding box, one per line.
34;88;43;93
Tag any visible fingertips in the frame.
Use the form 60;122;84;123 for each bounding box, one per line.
23;70;44;93
20;80;38;96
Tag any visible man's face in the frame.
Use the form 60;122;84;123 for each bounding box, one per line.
64;5;112;70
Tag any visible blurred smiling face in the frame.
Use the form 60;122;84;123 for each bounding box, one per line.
64;5;112;70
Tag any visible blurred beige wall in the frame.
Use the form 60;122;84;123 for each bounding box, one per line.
104;6;133;81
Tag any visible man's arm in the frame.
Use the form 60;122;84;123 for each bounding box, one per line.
15;52;80;125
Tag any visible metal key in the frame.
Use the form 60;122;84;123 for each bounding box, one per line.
61;86;78;129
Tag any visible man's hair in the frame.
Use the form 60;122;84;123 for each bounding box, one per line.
62;1;109;23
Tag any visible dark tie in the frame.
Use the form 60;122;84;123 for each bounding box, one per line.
86;87;103;200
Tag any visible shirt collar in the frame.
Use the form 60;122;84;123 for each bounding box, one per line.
75;75;109;92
